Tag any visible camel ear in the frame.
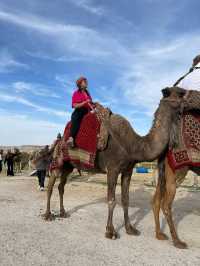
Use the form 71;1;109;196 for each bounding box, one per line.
162;87;171;98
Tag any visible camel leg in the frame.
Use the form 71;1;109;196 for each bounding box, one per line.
58;169;73;218
152;178;168;240
161;160;187;249
121;170;140;236
44;169;59;220
105;170;118;240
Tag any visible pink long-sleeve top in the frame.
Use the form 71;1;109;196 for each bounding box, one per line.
72;89;93;110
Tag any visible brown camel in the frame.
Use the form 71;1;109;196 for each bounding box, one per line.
152;157;200;249
43;87;188;239
152;89;200;249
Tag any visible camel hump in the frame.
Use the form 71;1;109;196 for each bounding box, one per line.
106;114;139;146
110;114;134;133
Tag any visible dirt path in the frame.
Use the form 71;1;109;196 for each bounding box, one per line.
0;174;200;266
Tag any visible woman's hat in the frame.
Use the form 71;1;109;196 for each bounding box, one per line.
76;76;87;87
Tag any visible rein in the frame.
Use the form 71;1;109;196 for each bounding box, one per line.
174;66;200;86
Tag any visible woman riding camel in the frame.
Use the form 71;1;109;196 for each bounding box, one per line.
67;76;95;147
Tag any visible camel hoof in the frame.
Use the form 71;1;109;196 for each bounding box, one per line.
105;230;118;240
60;211;70;218
43;212;54;221
156;232;168;240
174;240;188;249
126;225;141;236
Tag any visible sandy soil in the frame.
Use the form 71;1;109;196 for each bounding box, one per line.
0;173;200;266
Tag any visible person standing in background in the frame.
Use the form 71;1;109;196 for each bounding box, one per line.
35;146;51;191
4;150;15;176
0;150;3;174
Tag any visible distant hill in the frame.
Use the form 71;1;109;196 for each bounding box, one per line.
0;145;44;152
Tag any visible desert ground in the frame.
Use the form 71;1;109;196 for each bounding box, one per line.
0;171;200;266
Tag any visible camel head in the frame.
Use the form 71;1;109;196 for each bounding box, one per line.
162;86;186;101
162;87;200;112
161;86;187;110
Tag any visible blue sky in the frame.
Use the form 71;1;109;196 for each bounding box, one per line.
0;0;200;145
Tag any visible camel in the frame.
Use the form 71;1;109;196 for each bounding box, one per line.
152;157;200;249
42;87;188;239
152;90;200;249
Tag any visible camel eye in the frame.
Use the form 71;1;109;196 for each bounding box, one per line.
162;88;171;98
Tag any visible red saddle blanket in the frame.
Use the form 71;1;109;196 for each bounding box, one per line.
61;112;100;169
168;112;200;171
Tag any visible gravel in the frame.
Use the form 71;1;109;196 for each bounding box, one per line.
0;175;200;266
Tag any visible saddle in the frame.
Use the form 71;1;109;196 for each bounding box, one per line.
167;111;200;171
95;103;111;151
51;103;112;170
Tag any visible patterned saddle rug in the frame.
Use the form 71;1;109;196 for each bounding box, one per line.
51;104;111;170
167;112;200;171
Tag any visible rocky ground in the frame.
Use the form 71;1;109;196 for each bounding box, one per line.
0;172;200;266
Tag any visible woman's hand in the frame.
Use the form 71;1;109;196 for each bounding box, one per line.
74;100;90;109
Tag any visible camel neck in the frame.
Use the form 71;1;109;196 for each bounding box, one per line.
132;101;176;162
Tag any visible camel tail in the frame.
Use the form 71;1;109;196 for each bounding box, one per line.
158;155;166;198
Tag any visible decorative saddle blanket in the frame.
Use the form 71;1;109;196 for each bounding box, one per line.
167;112;200;171
62;112;100;169
50;104;111;170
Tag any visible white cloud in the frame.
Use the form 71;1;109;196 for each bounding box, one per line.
1;5;200;138
0;110;64;145
0;92;70;118
55;75;75;90
0;10;81;34
0;9;129;61
69;0;105;15
0;50;28;73
0;10;110;58
117;33;200;113
143;41;183;57
26;50;92;63
13;81;60;98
